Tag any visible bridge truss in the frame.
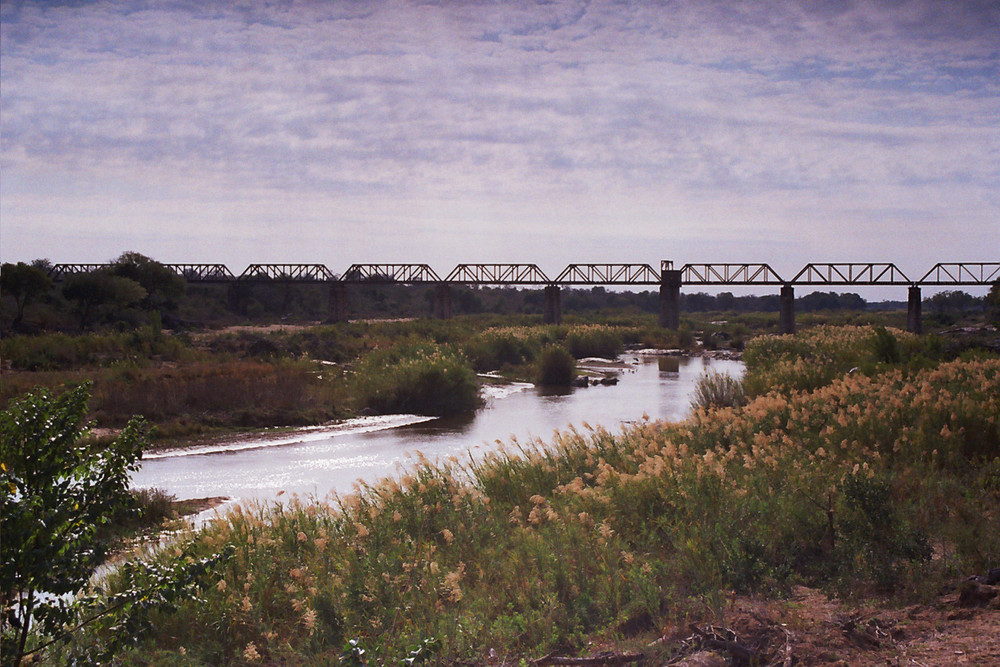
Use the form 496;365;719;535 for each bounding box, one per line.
554;264;660;285
341;264;441;284
445;264;551;285
919;263;1000;286
43;261;998;287
680;263;785;285
791;263;910;286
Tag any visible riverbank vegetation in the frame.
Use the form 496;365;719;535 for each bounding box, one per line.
1;319;688;442
13;324;994;665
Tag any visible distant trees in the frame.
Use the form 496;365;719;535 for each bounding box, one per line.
62;271;147;330
986;282;1000;326
0;263;52;328
108;252;185;315
926;290;983;316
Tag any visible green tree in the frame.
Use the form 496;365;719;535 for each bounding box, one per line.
1;384;145;665
62;271;146;329
0;262;53;329
109;251;185;315
987;282;1000;326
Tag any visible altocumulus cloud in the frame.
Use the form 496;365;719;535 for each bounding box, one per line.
1;0;997;268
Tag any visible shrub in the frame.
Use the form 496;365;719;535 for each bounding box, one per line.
689;369;747;412
352;344;481;416
563;325;623;359
465;327;543;372
870;325;901;364
536;345;576;386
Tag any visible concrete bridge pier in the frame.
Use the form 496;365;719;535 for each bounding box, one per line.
433;284;452;319
543;285;562;324
907;285;922;334
658;269;682;329
780;284;795;335
328;282;349;323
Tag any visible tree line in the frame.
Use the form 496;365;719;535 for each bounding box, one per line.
2;252;997;333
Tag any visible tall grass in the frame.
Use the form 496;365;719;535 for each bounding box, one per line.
0;327;195;371
689;369;747;411
58;346;1000;664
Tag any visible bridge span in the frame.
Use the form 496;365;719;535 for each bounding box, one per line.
47;261;999;334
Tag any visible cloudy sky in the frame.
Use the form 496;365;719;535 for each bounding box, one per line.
1;0;998;288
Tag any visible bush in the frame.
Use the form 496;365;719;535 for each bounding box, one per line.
563;325;623;359
353;344;481;416
536;345;576;386
690;369;747;412
465;327;543;372
870;325;901;364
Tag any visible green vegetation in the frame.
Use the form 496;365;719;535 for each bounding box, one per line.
1;384;145;664
351;343;481;416
1;318;697;442
536;345;577;386
19;325;995;665
689;368;747;411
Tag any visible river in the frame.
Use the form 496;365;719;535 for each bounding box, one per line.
131;354;743;505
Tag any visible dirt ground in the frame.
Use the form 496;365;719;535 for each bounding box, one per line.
527;579;1000;666
688;583;1000;666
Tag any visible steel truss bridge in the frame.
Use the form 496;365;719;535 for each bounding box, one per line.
47;261;998;334
47;261;999;287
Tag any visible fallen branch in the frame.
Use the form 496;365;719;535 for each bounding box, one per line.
530;651;645;666
688;624;758;662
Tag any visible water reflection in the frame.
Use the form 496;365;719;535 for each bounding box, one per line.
132;355;743;503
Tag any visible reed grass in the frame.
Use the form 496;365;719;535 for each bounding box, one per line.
55;326;1000;665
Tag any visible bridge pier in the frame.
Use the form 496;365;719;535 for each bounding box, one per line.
658;269;682;329
907;285;922;334
433;284;452;319
543;285;561;324
780;284;795;334
328;283;349;323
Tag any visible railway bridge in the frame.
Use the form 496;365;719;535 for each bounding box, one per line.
47;261;999;334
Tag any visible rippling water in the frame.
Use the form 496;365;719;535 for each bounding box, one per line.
131;355;743;504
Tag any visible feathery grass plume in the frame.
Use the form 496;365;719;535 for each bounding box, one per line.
689;368;747;412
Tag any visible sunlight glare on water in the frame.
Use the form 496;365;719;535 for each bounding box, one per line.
131;355;743;504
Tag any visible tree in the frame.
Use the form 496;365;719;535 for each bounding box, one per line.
61;271;146;329
988;282;1000;326
0;262;53;328
1;384;145;665
108;252;185;315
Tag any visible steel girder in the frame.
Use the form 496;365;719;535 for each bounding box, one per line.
918;263;1000;286
340;264;441;283
48;264;110;280
792;263;910;286
554;264;660;285
445;264;551;285
165;264;236;281
680;263;785;285
239;264;337;282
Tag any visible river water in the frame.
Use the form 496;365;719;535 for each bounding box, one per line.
131;355;743;505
